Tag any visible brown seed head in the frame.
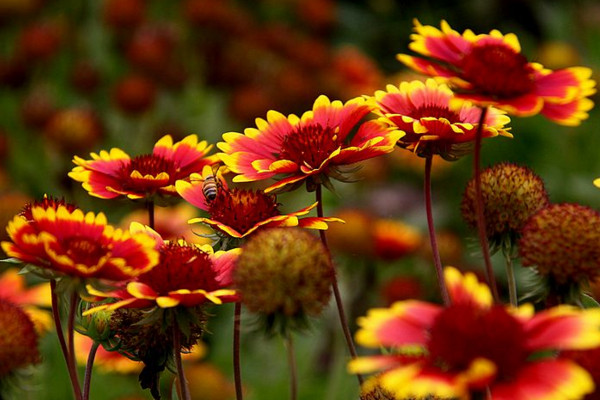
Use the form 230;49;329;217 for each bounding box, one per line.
234;228;333;322
518;203;600;284
461;163;549;246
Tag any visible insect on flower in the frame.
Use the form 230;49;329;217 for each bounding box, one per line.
201;165;221;203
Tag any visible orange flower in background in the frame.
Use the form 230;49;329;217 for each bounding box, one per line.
87;224;238;312
372;219;422;261
371;79;511;160
0;298;41;377
349;267;600;400
0;269;51;332
69;134;217;200
218;95;402;193
176;166;342;239
1;197;159;281
74;333;142;374
398;20;596;126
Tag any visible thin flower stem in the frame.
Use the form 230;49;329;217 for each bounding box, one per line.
173;318;191;400
503;242;518;307
424;155;450;306
147;198;155;229
67;290;80;382
50;280;83;400
285;332;297;400
473;106;501;303
315;184;363;385
82;341;99;400
233;302;244;400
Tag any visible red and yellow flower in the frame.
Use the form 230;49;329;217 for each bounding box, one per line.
86;224;238;311
0;269;51;332
1;197;160;281
398;20;596;126
176;166;342;238
69;134;217;200
217;95;402;193
349;267;600;400
371;79;511;159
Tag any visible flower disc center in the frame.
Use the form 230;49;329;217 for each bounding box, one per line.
461;43;534;98
123;154;176;179
411;104;461;122
208;189;280;235
63;236;108;266
428;304;527;380
279;124;342;169
138;242;217;294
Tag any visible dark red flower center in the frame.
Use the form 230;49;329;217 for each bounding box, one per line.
137;242;217;294
410;104;461;122
279;124;343;170
460;43;535;99
428;304;527;381
119;154;177;192
62;237;108;267
208;188;280;235
21;197;79;220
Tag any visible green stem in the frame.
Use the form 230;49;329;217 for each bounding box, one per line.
315;184;363;385
50;280;83;400
285;332;297;400
173;318;191;400
473;106;500;303
83;341;99;400
233;302;244;400
424;155;450;306
503;242;518;307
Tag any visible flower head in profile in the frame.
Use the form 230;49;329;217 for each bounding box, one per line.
217;95;402;193
371;79;511;160
1;196;160;282
398;20;596;125
69;134;217;200
176;166;342;239
349;267;600;400
86;223;238;312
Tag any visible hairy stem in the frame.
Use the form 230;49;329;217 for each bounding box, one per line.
473;106;500;303
82;341;99;400
315;184;363;385
503;241;518;307
285;332;297;400
234;302;244;400
173;318;191;400
424;155;450;306
147;198;155;230
50;280;82;400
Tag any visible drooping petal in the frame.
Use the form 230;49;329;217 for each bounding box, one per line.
524;306;600;351
490;359;594;400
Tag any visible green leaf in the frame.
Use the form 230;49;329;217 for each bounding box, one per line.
580;293;600;308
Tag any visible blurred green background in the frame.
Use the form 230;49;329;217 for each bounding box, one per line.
1;0;600;399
